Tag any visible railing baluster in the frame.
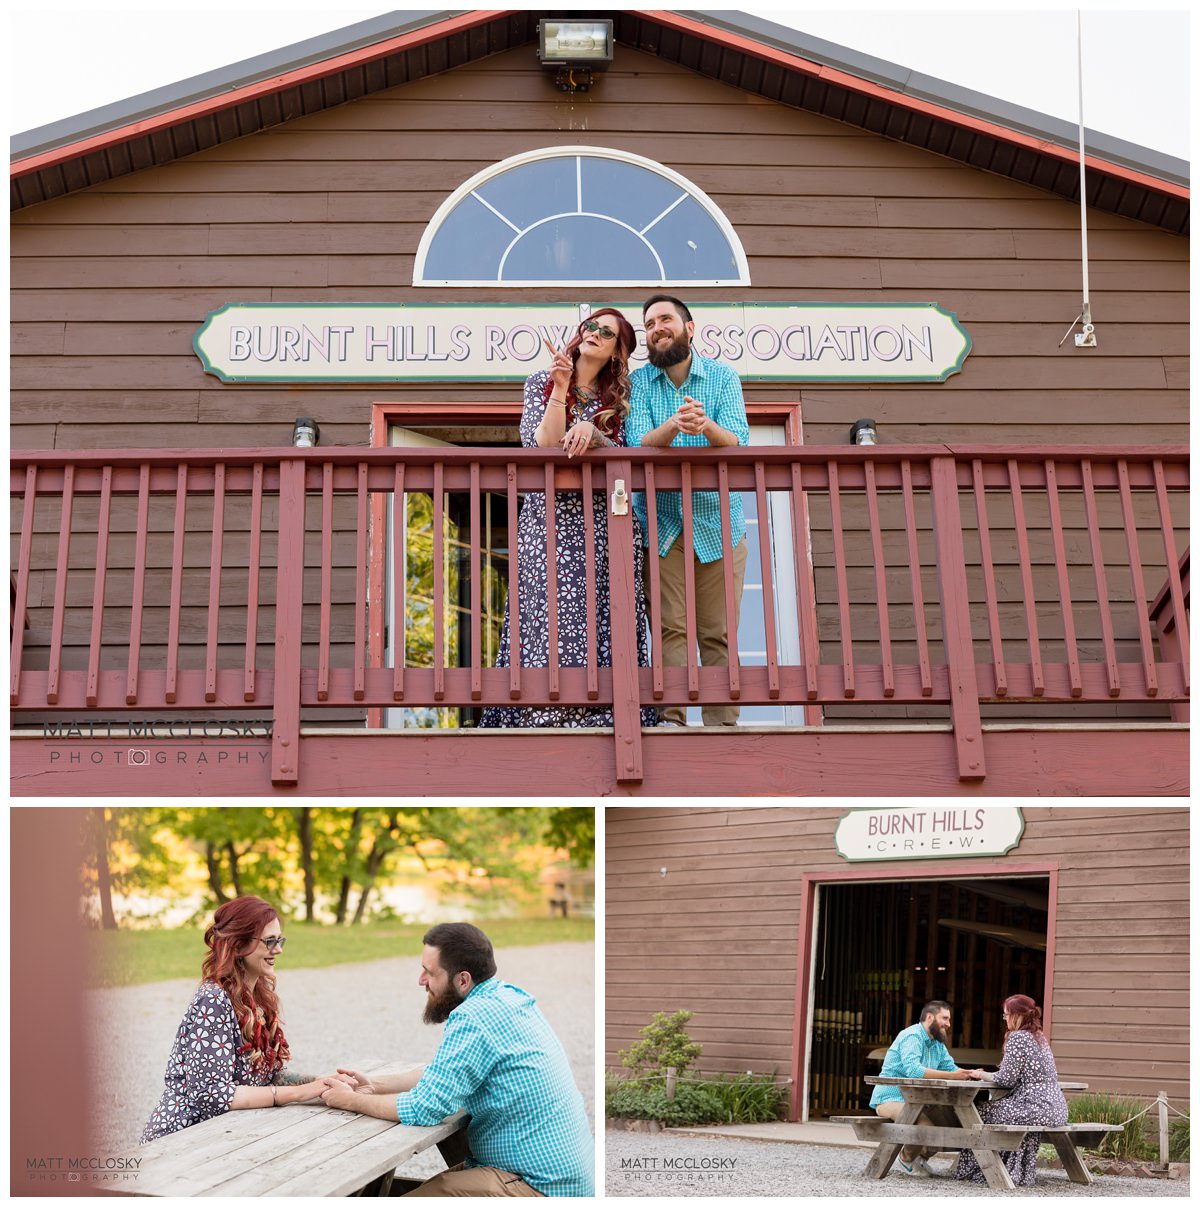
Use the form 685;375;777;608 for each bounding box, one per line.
86;465;114;707
645;463;664;701
1080;459;1120;697
10;465;37;705
46;465;76;706
901;460;933;698
243;462;263;703
931;456;985;780
717;460;741;706
354;462;368;702
681;461;699;704
1007;458;1044;696
506;461;521;700
1044;459;1082;697
789;463;820;701
543;462;559;701
392;464;406;701
581;463;599;701
828;460;855;698
970;459;1006;697
470;461;482;702
433;462;446;702
1152;459;1189;691
165;464;187;705
204;463;225;704
124;461;149;704
754;461;780;700
1117;459;1157;697
318;462;333;702
864;459;893;698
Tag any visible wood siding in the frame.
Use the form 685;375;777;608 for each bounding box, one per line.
11;46;1189;723
606;806;1189;1106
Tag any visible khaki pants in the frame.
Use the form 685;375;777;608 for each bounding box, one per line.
647;536;748;726
403;1164;543;1197
875;1099;937;1164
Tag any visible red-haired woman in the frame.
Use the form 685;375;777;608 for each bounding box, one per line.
142;896;341;1142
480;308;657;729
954;995;1068;1185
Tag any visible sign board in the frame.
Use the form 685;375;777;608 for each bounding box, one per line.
834;807;1024;862
193;302;970;383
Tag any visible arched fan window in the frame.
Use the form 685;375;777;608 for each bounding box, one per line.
414;146;750;287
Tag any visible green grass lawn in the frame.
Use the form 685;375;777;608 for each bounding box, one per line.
87;916;594;988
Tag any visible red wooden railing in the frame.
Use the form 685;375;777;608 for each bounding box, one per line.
10;445;1189;788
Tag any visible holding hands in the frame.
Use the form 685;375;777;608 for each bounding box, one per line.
319;1067;376;1110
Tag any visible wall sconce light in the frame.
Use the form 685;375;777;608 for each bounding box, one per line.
538;20;613;93
292;417;320;447
849;418;878;446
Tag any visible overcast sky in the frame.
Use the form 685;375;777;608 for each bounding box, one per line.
8;4;1191;161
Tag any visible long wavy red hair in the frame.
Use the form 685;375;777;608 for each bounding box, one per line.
202;896;290;1076
542;307;636;438
1003;993;1047;1047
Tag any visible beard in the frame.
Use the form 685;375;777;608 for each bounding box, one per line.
928;1020;949;1044
422;982;463;1025
646;329;691;368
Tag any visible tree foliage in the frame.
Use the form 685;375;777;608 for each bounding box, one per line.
78;806;594;928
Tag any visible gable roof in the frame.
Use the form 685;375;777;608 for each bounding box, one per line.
10;8;1189;233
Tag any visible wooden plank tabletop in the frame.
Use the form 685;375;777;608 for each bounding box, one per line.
112;1062;467;1197
866;1075;1089;1091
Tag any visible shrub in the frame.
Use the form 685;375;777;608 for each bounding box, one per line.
1065;1093;1188;1164
619;1009;702;1077
698;1072;789;1124
606;1081;728;1127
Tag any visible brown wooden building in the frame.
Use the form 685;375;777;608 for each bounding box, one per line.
10;11;1189;796
606;805;1190;1119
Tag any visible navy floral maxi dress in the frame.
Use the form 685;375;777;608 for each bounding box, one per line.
479;370;657;729
954;1029;1068;1186
142;981;281;1143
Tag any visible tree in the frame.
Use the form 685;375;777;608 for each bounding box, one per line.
620;1010;703;1077
296;808;315;922
92;808;118;930
544;808;595;867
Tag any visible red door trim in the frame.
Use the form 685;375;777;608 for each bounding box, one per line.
789;857;1060;1121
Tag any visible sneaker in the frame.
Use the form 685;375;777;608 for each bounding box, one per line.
657;720;684;728
897;1157;931;1178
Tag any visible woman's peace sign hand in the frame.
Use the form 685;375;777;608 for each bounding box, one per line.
543;336;573;393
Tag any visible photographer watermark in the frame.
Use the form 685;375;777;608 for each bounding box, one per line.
617;1155;739;1185
24;1155;143;1185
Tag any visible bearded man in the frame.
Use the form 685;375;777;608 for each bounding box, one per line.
626;293;750;727
870;1000;986;1177
320;923;592;1197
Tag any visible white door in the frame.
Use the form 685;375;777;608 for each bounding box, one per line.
682;424;810;726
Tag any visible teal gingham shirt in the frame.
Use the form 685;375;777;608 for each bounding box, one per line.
869;1022;959;1107
395;978;593;1196
626;353;750;563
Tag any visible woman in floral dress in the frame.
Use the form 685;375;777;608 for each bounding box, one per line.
480;308;657;729
954;994;1068;1186
142;896;346;1142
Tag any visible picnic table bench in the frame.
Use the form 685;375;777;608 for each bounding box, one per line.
109;1061;469;1197
830;1075;1121;1190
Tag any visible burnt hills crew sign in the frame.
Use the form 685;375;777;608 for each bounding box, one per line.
193;302;971;383
835;808;1025;861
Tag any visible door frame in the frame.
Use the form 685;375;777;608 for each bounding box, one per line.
789;859;1060;1122
367;399;805;729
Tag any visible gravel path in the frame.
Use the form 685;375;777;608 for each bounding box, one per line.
93;942;594;1181
604;1130;1188;1198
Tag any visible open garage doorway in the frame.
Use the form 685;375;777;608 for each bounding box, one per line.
807;875;1050;1119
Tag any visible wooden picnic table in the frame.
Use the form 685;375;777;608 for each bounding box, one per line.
108;1061;469;1197
831;1075;1116;1191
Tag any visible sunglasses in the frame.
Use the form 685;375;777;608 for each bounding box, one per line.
258;936;286;951
581;320;618;340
